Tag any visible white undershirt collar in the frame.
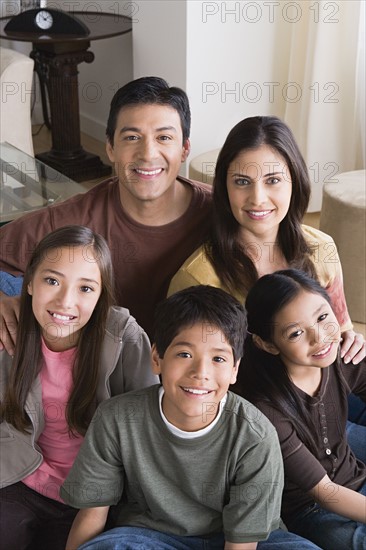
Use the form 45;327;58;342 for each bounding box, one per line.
158;386;227;439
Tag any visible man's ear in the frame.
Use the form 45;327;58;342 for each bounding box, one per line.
151;344;162;375
181;139;190;162
252;334;280;356
27;281;33;296
106;140;115;163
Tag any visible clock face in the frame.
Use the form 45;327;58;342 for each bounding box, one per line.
35;10;54;30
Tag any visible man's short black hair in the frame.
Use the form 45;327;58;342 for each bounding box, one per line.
153;286;247;363
106;76;191;145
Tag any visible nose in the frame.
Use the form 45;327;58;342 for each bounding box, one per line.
308;325;322;346
249;181;268;206
55;286;75;309
138;137;158;161
191;358;210;380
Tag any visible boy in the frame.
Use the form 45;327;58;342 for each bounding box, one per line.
61;286;283;549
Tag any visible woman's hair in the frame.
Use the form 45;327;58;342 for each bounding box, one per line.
208;116;317;294
236;269;340;454
1;226;115;435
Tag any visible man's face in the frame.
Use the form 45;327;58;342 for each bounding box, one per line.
106;103;190;205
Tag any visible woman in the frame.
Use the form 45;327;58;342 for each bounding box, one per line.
169;116;365;365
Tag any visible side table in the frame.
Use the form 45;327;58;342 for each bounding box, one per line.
0;12;132;182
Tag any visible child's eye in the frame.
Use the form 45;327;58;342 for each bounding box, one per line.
45;277;58;286
80;286;93;293
317;313;328;322
288;329;303;340
177;352;192;359
234;177;250;186
213;356;226;363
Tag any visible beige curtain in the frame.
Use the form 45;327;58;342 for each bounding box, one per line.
282;0;365;211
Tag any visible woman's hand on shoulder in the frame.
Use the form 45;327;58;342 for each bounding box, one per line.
341;330;365;365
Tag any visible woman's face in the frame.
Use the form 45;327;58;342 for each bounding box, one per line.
226;144;292;241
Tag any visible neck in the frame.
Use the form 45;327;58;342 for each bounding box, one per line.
288;366;322;397
237;227;288;276
119;178;192;226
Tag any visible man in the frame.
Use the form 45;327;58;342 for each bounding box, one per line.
0;77;212;350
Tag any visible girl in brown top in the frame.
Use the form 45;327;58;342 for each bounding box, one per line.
239;269;366;550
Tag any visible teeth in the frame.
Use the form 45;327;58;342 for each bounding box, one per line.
248;210;271;217
51;313;75;321
183;387;209;395
135;168;162;176
314;344;331;356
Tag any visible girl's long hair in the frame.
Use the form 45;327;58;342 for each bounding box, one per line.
236;269;341;454
208;116;317;295
1;226;115;435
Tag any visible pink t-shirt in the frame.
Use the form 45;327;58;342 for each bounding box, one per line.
22;340;83;503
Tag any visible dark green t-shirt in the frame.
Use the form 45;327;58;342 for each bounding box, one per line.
61;385;283;544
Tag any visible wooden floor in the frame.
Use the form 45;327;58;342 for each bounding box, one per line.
32;125;365;337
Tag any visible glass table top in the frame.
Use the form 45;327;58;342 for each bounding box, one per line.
0;142;87;223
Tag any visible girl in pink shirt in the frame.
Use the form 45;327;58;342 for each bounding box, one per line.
0;225;156;550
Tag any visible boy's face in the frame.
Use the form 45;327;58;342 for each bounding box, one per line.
152;323;239;432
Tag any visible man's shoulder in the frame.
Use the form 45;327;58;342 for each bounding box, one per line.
0;177;118;234
178;175;212;200
51;177;118;210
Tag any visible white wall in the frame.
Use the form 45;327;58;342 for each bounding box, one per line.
132;0;186;89
186;0;292;161
132;0;294;171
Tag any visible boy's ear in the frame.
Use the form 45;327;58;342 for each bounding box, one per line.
151;344;162;375
252;334;280;356
230;359;241;385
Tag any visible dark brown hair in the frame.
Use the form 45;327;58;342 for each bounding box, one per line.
106;76;191;145
154;285;247;363
1;226;115;435
207;116;317;295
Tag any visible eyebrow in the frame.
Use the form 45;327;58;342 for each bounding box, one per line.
230;171;283;178
283;304;328;328
40;269;100;285
172;341;230;353
313;304;326;315
120;125;178;134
